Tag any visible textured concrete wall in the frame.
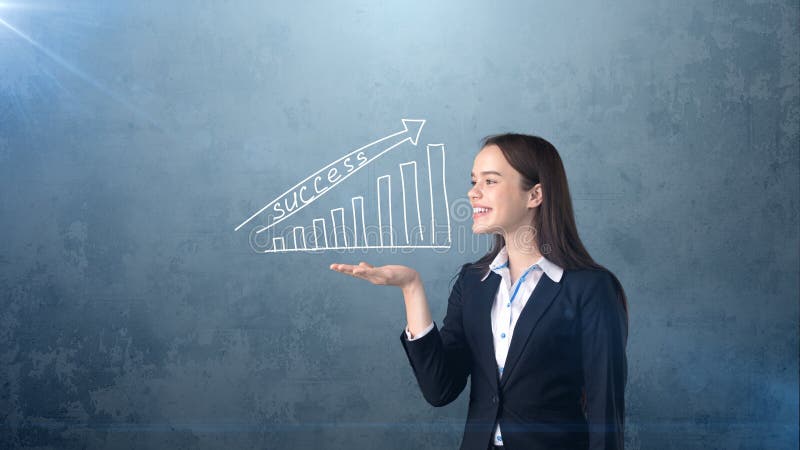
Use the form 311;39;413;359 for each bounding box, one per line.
0;1;797;449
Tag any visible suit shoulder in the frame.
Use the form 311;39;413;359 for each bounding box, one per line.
443;262;481;289
564;268;623;312
562;267;612;286
458;262;485;277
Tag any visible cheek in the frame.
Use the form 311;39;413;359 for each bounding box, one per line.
503;201;533;223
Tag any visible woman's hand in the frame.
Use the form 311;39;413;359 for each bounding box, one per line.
330;262;432;336
329;262;420;290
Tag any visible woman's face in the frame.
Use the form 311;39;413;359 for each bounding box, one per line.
468;145;538;237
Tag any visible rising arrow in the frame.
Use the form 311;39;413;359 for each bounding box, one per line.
235;119;425;233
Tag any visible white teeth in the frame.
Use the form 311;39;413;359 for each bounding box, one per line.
473;207;490;213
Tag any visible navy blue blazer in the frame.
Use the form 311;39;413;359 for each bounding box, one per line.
400;263;627;450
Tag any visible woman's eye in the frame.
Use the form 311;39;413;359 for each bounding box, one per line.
470;179;496;186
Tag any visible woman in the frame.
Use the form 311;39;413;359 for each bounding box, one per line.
331;134;628;450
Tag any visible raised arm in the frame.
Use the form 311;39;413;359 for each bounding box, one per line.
330;262;471;407
329;262;432;335
398;264;471;406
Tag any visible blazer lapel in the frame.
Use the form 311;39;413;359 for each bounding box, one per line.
471;271;501;390
499;273;562;388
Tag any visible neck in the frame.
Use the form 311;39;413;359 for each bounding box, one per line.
503;227;542;279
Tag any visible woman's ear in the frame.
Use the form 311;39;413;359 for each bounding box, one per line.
527;183;543;208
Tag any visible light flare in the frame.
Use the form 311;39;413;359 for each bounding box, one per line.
0;13;157;126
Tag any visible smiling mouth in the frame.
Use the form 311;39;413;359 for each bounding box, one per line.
472;207;492;219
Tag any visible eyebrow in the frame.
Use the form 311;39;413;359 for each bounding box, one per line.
470;171;503;177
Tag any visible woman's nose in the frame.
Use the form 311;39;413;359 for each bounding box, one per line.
468;185;480;199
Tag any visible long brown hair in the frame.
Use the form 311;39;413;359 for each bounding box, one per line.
471;133;629;317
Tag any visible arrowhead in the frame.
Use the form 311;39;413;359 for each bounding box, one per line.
401;119;425;146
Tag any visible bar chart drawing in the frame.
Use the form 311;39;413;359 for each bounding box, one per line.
238;120;452;254
427;143;451;244
376;175;393;247
351;196;367;248
400;161;424;244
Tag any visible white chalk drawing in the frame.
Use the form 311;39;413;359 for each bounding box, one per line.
238;119;452;253
399;161;424;244
376;174;393;247
427;144;451;244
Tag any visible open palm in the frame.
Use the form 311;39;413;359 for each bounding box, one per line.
329;262;419;288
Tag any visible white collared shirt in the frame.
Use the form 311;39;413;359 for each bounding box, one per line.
406;247;564;447
483;247;564;446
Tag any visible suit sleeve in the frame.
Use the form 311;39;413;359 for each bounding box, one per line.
580;271;628;450
399;264;471;407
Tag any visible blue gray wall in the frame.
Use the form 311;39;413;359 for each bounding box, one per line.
1;1;797;449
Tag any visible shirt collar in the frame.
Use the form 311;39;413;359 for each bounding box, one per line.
480;246;564;283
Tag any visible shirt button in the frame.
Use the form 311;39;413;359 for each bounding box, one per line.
500;333;506;338
496;436;502;441
491;395;498;404
506;303;510;307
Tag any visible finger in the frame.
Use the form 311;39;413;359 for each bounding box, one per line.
330;263;357;275
332;263;381;284
336;264;374;280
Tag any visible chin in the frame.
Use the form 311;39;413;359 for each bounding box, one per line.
471;222;495;235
